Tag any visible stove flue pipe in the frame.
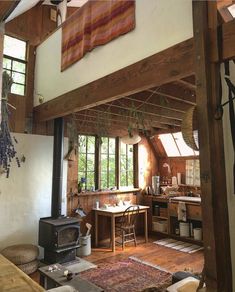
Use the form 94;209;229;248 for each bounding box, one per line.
51;117;64;218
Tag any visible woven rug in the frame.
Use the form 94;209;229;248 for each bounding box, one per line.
80;257;172;292
154;238;204;254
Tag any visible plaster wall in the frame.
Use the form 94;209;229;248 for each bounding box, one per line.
34;0;193;105
0;133;68;255
222;62;235;289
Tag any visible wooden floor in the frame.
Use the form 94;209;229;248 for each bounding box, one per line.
31;235;204;285
86;235;204;274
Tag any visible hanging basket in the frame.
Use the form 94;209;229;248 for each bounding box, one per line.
181;105;199;151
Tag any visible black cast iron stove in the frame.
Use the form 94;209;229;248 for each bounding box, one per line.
39;118;80;264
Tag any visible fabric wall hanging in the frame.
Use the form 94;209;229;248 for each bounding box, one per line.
61;0;136;71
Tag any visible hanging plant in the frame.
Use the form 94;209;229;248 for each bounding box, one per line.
0;71;20;177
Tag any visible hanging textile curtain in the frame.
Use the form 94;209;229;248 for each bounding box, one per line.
61;0;136;71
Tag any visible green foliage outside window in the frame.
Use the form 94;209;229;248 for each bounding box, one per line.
120;142;134;187
100;137;116;189
78;135;135;190
78;135;95;190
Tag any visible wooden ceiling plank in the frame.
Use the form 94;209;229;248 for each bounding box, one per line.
0;1;20;22
127;92;193;112
34;38;195;122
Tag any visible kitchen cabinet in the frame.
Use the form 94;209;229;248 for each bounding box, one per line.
151;196;203;245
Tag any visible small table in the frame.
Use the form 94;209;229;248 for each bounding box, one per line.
39;264;103;292
93;205;149;252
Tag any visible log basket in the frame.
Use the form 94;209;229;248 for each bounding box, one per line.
181;105;199;151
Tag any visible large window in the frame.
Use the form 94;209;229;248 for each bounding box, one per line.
78;135;96;190
3;35;27;96
78;135;135;191
120;142;134;187
100;137;116;189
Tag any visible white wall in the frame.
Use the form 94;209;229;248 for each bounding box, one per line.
34;0;193;105
222;62;235;290
0;133;68;253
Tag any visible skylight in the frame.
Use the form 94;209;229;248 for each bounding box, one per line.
159;132;199;157
228;4;235;18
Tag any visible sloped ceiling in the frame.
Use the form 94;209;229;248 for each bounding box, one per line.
6;0;88;23
6;0;40;22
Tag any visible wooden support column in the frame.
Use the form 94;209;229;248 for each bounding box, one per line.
115;137;120;189
193;1;232;291
0;22;4;123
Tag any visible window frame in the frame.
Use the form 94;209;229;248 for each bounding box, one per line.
77;135;137;191
3;35;27;96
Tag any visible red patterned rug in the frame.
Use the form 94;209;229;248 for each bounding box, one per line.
80;257;172;292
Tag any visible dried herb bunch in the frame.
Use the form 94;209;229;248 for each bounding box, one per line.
0;71;20;177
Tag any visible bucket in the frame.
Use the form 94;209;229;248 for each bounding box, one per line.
179;222;190;237
193;228;202;241
76;234;91;257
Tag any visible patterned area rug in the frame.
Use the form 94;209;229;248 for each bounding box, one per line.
80;257;172;292
154;238;204;254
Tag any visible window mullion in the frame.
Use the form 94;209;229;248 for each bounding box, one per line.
115;137;120;189
107;138;110;187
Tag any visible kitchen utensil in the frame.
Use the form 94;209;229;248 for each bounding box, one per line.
85;223;92;236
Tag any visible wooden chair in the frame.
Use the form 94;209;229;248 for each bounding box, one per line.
115;205;140;250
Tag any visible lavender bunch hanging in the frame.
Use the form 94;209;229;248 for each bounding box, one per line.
0;71;20;178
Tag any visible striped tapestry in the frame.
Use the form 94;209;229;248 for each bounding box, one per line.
61;0;136;71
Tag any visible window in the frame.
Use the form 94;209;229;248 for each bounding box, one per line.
3;35;27;96
120;142;134;187
78;135;96;190
186;159;200;186
77;135;135;191
159;132;199;157
100;137;116;189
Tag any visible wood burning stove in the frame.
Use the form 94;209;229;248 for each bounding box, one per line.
39;118;80;264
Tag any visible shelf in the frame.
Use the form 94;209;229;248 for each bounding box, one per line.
77;188;141;197
152;215;168;220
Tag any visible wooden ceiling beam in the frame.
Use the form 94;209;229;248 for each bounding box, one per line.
93;103;182;127
175;79;197;90
74;111;170;130
126;92;193;112
148;82;196;105
108;98;184;120
34;38;195;122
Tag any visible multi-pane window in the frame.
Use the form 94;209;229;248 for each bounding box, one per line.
100;137;116;189
78;135;96;190
78;135;135;191
3;35;27;96
120;142;134;187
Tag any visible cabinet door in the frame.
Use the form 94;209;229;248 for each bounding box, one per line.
187;204;202;220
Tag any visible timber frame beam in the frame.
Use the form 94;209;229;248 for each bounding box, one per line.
34;38;195;122
193;1;232;291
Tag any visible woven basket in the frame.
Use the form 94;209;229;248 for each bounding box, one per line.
181;106;199;151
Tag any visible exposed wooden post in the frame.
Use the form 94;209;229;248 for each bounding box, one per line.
193;1;232;291
0;22;4;123
95;136;101;190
